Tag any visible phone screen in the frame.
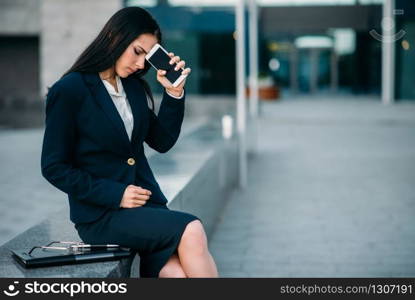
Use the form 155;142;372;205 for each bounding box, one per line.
146;47;182;84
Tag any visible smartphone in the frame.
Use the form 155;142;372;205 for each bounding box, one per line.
145;43;188;87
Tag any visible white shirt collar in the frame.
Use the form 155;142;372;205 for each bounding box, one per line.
102;75;125;97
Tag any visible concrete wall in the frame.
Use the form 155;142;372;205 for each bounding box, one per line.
40;0;122;94
0;0;40;36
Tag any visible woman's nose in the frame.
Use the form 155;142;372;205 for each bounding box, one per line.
135;57;145;69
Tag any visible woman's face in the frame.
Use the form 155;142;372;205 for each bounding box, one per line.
115;33;158;78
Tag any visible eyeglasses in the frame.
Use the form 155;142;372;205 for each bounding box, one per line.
27;241;89;256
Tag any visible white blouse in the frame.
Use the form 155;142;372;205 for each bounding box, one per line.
101;75;134;141
101;75;185;141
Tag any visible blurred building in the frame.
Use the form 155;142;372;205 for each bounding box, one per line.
0;0;121;109
395;0;415;100
135;0;414;99
0;0;40;109
0;0;413;111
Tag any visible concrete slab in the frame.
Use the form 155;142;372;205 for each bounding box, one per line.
209;96;415;277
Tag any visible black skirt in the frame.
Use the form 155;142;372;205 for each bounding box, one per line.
74;202;200;278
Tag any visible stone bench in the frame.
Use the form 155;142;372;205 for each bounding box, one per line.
0;120;238;278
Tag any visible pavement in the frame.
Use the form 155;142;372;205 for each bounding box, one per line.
1;94;415;277
0;128;64;246
209;96;415;277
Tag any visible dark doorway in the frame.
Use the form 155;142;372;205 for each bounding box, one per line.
0;36;40;105
199;33;236;94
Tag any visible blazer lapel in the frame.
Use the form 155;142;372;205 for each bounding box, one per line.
82;73;131;154
121;77;148;143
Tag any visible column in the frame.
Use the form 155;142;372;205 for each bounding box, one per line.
248;0;259;156
382;0;395;105
236;0;247;188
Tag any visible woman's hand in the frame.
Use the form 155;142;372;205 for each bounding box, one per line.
120;185;152;208
156;52;191;97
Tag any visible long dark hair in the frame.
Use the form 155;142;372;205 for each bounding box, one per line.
62;6;161;111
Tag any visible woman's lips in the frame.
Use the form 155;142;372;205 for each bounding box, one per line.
128;67;138;73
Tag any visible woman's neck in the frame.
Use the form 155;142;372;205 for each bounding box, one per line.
99;68;116;81
99;68;118;93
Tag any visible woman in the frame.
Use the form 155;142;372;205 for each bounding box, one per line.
40;6;218;278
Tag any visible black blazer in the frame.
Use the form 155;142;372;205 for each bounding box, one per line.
41;72;185;224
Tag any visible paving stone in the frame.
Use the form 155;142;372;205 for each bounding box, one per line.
210;97;415;277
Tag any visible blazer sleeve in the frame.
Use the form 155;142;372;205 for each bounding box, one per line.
145;90;185;153
40;83;128;209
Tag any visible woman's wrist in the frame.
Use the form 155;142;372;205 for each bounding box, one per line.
165;87;184;98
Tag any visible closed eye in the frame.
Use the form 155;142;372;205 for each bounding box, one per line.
134;49;143;55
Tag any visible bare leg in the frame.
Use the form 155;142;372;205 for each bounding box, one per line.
177;220;218;278
158;253;187;278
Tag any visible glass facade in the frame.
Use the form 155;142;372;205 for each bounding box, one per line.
125;0;413;100
395;0;415;100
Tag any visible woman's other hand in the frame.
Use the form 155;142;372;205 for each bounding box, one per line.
156;52;191;97
120;185;152;208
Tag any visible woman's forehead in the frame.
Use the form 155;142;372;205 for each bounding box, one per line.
133;34;158;52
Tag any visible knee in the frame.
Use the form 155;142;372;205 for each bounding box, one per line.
159;262;186;278
179;220;208;255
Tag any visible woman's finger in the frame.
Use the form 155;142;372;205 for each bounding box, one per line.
128;198;145;206
138;187;152;195
168;52;174;58
169;56;180;65
131;186;152;195
156;71;173;88
175;60;185;71
134;195;150;201
182;67;191;76
129;185;142;192
134;200;146;206
157;69;167;77
132;191;150;199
